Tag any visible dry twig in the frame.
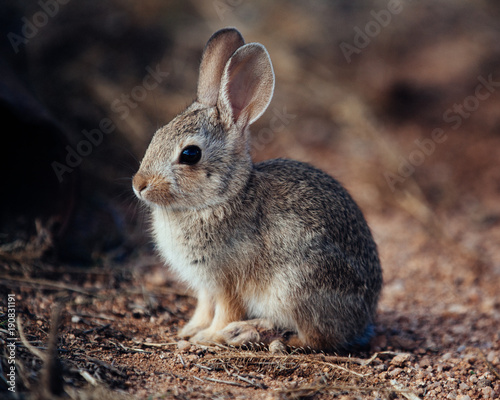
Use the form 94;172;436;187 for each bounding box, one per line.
2;276;99;297
202;376;247;387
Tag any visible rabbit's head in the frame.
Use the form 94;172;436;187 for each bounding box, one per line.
133;28;275;210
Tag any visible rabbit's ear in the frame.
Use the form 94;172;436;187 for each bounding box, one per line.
197;28;245;107
218;43;275;128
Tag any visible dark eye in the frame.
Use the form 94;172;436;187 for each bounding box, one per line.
179;145;202;165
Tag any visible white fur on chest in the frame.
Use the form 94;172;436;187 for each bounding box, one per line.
151;207;208;290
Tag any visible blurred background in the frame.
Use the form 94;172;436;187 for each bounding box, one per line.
1;0;500;267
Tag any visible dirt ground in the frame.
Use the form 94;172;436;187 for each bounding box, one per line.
1;1;500;399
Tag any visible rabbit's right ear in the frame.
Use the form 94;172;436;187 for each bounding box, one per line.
217;43;275;129
197;28;245;107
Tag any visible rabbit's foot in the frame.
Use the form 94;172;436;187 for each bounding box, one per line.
190;328;224;346
219;321;261;346
179;322;207;339
219;319;278;346
220;319;299;351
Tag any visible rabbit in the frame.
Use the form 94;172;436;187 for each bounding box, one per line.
132;27;382;352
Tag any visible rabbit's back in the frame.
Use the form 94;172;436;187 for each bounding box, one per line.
253;158;380;282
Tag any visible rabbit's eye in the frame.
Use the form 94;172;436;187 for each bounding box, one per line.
179;145;202;165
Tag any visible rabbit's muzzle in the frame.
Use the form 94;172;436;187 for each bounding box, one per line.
133;172;172;205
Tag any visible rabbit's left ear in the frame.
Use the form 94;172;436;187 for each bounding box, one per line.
218;43;275;128
197;28;245;107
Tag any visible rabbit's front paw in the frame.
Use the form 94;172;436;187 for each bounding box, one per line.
219;321;261;346
179;322;205;339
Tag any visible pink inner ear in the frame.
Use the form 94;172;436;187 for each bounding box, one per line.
218;43;274;127
227;61;259;122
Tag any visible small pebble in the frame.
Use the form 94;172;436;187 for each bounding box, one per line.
481;387;494;398
418;356;431;368
177;340;191;352
446;392;457;400
478;378;492;388
375;363;387;371
456;395;471;400
389;367;403;377
391;353;411;367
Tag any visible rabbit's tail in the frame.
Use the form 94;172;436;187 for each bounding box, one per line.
343;323;375;351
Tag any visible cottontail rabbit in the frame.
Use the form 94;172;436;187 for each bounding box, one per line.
132;28;382;351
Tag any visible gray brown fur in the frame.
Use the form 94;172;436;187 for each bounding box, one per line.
132;27;382;351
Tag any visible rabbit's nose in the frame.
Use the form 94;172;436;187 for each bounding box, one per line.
132;173;149;194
